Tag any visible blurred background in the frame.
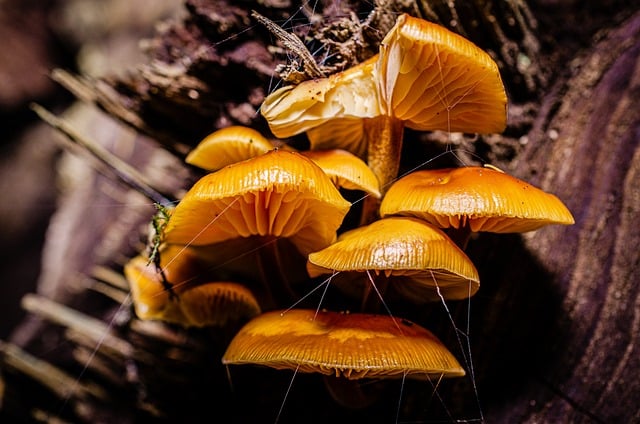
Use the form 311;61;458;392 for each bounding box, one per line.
0;0;183;341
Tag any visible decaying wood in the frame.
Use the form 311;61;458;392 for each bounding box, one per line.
2;1;639;423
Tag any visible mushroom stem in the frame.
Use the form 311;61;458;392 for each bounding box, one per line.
360;272;391;314
322;375;383;409
256;237;300;308
446;220;473;250
360;115;405;225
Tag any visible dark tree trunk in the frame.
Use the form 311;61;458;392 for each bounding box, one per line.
483;12;640;422
1;1;639;423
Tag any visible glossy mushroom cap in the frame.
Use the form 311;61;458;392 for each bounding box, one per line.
380;166;576;233
301;149;381;198
222;309;465;380
185;126;275;171
376;14;507;133
124;246;260;327
307;217;480;301
162;150;351;256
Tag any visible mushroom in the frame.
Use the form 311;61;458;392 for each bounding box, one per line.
300;149;381;198
261;14;507;211
162;149;351;257
379;165;575;247
222;309;465;380
160;149;352;306
306;216;479;303
124;245;260;328
185;125;276;172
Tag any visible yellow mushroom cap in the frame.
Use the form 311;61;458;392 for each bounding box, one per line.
222;309;465;380
300;149;381;198
380;166;575;232
124;247;260;327
307;217;479;301
185;126;275;171
177;282;261;328
377;14;507;133
306;117;368;158
163;150;351;255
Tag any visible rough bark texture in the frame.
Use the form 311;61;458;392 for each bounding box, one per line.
1;1;639;423
490;13;640;422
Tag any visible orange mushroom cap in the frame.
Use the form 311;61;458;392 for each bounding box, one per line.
300;149;381;198
261;56;381;139
307;217;479;301
185;126;276;172
376;13;507;133
222;309;465;380
380;166;575;233
306;117;369;158
124;246;260;327
163;149;351;256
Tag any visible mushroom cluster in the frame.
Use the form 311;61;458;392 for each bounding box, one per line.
123;13;574;414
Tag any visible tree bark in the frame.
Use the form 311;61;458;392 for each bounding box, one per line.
2;1;639;423
479;11;640;423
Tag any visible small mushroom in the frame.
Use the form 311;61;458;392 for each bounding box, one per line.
222;309;465;380
307;217;479;302
379;165;575;235
124;245;260;328
185;125;276;172
261;14;507;208
300;149;381;198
